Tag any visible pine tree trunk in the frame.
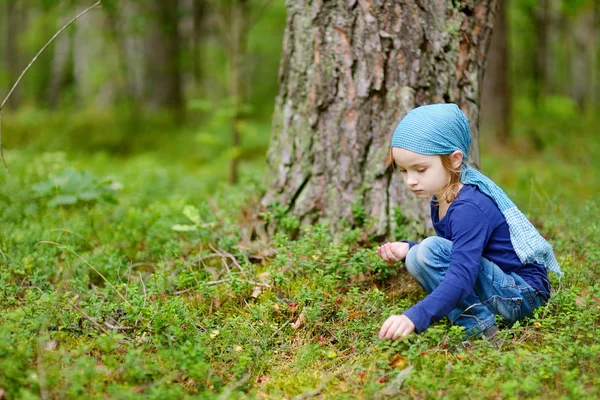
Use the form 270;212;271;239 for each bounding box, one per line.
481;0;510;143
568;4;597;110
5;2;24;109
144;0;184;117
47;12;72;108
262;0;497;239
229;0;250;184
533;0;560;102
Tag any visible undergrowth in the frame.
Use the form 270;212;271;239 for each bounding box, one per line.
0;110;599;399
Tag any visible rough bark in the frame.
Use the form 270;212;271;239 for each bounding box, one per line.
533;0;560;101
4;2;25;109
568;3;598;110
47;11;73;108
481;0;510;143
229;0;250;184
144;0;184;115
74;10;118;109
192;0;207;89
262;0;497;239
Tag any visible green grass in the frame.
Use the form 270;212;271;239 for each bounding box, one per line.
0;108;599;399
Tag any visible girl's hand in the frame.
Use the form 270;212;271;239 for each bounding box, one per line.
379;314;415;340
376;242;409;265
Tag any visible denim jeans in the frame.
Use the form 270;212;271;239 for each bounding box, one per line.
405;236;547;337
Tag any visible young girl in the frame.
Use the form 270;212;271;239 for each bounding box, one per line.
376;103;561;340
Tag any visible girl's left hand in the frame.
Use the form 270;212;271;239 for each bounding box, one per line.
379;314;415;340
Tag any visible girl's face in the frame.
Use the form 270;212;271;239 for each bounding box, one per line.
391;147;453;201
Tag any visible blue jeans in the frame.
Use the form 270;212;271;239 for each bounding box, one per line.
405;237;547;337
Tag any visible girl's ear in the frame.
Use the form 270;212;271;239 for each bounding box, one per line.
450;150;463;169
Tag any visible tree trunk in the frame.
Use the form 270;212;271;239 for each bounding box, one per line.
47;11;73;108
144;0;184;118
262;0;497;239
4;2;24;109
533;0;559;102
229;0;250;184
592;0;600;108
568;3;598;110
481;0;510;143
74;9;118;109
192;0;207;90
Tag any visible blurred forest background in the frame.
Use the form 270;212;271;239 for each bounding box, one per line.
0;0;598;186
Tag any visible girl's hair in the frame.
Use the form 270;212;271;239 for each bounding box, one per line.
437;154;463;203
387;148;463;203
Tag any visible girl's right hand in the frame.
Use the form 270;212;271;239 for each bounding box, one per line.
376;242;409;265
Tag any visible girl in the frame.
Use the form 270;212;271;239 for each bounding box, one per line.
376;104;561;340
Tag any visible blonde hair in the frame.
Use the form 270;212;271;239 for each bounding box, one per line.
387;148;463;203
437;154;463;203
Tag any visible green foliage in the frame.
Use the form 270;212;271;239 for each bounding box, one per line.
32;168;120;207
1;109;600;398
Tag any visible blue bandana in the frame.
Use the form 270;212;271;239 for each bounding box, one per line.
391;103;562;276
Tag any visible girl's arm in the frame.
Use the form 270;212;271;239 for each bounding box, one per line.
403;202;493;333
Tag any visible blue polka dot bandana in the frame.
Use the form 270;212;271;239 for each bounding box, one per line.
391;103;562;276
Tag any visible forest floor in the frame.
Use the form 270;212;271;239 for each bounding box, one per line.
1;108;599;399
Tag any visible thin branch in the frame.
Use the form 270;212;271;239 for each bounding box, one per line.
217;373;251;400
103;321;134;331
67;299;107;334
247;0;276;31
0;0;102;171
291;369;345;400
173;277;270;295
139;272;147;309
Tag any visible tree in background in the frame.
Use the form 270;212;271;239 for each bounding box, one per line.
261;1;498;238
3;1;27;109
481;0;511;144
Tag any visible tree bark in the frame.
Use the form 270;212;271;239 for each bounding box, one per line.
568;2;598;110
262;0;497;239
481;0;510;143
192;0;207;89
533;0;560;102
229;0;250;184
47;11;73;108
144;0;184;117
4;2;25;109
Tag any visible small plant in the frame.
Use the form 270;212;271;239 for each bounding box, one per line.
32;168;121;207
172;205;217;232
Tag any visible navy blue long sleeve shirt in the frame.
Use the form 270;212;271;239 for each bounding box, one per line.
402;184;551;333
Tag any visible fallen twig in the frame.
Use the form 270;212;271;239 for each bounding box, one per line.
67;299;107;334
291;369;345;400
173;277;270;295
216;373;251;400
103;321;134;331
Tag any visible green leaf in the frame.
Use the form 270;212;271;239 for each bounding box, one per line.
48;195;78;207
183;205;201;224
172;224;198;232
79;191;100;201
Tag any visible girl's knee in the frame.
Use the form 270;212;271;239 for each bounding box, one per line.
405;244;420;277
416;236;450;264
